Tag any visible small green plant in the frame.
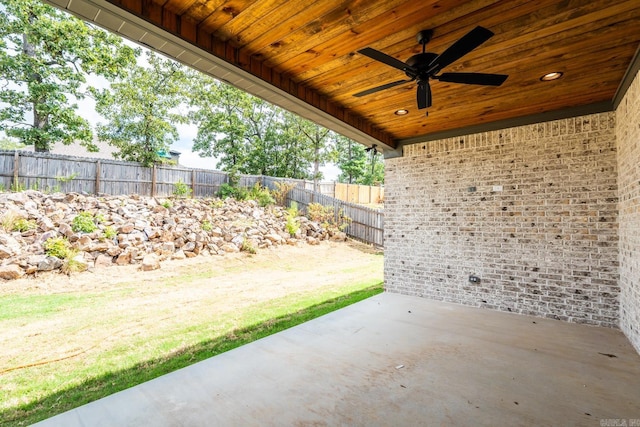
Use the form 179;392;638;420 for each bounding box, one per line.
95;213;106;224
248;183;275;207
10;181;25;192
103;226;117;240
287;201;300;217
201;220;213;232
162;199;173;209
307;203;352;233
173;179;192;198
72;212;98;233
0;183;5;192
29;180;40;191
272;181;297;206
285;201;300;237
285;215;300;237
209;199;224;208
62;251;87;274
43;237;72;259
12;218;37;232
240;238;257;254
55;173;77;183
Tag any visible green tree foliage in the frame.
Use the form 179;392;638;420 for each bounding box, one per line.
190;78;249;172
189;78;322;179
335;135;384;185
336;135;367;184
0;135;26;150
362;150;384;185
0;0;137;152
92;51;190;166
287;114;337;189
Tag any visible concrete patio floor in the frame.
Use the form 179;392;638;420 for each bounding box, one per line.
35;292;640;426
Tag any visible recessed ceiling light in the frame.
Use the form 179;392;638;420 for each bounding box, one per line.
395;109;409;116
540;71;563;81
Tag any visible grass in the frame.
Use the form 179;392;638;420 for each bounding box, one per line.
0;246;383;426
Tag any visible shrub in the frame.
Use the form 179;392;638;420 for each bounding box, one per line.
162;199;173;209
72;212;98;233
307;203;352;233
219;183;248;200
44;237;72;259
173;179;192;198
272;181;297;206
248;183;275;207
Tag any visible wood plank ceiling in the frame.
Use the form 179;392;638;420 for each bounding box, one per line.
62;0;640;152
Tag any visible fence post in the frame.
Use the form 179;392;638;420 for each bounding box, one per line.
191;169;196;198
12;151;19;189
95;160;101;195
151;164;157;197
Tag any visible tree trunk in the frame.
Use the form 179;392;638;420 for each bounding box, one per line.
23;32;49;152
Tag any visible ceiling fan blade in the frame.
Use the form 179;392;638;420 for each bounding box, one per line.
417;81;431;109
429;26;494;72
358;47;415;73
353;79;412;97
436;72;508;86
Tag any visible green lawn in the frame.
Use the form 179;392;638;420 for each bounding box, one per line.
0;243;383;426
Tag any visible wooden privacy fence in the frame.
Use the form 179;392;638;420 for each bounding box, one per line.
334;182;384;204
0;150;230;197
1;150;384;246
264;177;384;247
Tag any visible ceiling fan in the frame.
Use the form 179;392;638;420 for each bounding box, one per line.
353;26;508;111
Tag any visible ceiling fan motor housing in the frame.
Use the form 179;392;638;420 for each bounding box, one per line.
406;52;438;79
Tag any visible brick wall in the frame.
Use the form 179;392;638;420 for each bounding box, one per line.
616;71;640;352
385;112;619;327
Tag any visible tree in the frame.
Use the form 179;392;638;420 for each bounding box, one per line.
335;135;367;184
190;79;312;179
0;0;137;152
335;135;384;185
189;77;251;172
92;51;190;166
362;147;384;185
290;115;336;190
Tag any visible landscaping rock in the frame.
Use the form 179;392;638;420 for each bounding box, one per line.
0;264;24;280
0;245;13;259
94;254;114;268
0;191;336;280
141;253;160;271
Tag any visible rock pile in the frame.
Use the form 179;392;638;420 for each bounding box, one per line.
0;191;346;280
